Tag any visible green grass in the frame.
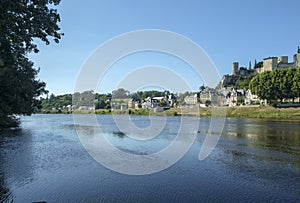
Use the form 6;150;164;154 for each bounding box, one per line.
40;106;300;121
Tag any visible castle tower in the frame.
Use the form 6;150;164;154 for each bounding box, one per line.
263;57;277;72
232;62;239;75
294;46;300;67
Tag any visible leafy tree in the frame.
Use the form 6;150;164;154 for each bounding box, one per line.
41;93;72;111
95;100;106;109
112;88;130;99
72;90;95;109
286;67;298;102
158;100;167;107
250;67;300;103
177;91;190;104
0;0;63;128
235;76;253;89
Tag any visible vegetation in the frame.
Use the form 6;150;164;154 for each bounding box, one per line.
131;90;172;100
249;67;300;103
216;75;254;90
0;0;63;128
234;75;253;89
226;106;300;120
164;106;300;120
41;94;72;111
254;61;263;69
40;89;186;112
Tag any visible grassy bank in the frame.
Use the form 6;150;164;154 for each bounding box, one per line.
225;106;300;120
166;106;300;120
40;106;300;121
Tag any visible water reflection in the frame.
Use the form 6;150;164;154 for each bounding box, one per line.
224;119;300;152
0;115;300;202
215;118;300;194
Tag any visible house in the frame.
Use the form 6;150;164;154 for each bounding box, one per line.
128;99;140;109
141;94;176;109
244;89;260;105
184;94;198;106
167;94;177;107
226;89;245;106
200;87;224;106
78;106;95;111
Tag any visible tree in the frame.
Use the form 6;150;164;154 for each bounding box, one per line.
254;61;263;69
0;0;63;128
112;88;130;99
158;100;167;107
291;67;300;102
250;67;300;104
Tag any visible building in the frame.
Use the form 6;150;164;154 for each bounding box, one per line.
255;47;300;73
78;106;95;111
128;99;140;109
184;94;198;105
226;89;245;106
244;89;260;105
232;62;239;76
231;47;300;76
294;46;300;67
141;94;176;109
221;47;300;88
200;87;224;106
167;94;176;107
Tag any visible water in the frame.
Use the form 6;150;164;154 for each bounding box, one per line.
0;114;300;202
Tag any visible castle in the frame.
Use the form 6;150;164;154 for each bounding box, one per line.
232;46;300;75
221;47;300;88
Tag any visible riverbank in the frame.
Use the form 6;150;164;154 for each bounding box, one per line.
40;106;300;121
166;106;300;121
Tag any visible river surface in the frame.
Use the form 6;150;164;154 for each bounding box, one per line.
0;114;300;202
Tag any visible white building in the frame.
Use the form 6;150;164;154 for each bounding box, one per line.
184;94;198;105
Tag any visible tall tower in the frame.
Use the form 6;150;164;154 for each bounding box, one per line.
294;46;300;67
232;62;239;75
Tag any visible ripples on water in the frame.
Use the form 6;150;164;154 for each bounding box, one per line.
0;114;299;202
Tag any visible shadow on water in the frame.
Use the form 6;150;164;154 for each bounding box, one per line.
0;128;35;202
112;131;126;138
0;129;21;202
0;176;12;203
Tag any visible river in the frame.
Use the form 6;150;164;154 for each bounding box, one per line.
0;114;300;202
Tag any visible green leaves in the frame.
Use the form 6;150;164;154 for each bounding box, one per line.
0;0;62;127
0;0;62;54
249;67;300;103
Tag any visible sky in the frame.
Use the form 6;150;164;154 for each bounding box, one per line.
29;0;300;95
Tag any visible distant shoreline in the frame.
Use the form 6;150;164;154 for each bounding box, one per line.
39;106;300;121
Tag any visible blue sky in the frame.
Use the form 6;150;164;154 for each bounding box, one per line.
29;0;300;95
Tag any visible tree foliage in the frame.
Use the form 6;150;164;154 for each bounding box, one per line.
112;88;130;99
131;90;171;101
249;67;300;103
41;93;72;111
0;0;63;128
254;61;263;69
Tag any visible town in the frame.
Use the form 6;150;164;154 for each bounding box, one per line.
41;47;300;113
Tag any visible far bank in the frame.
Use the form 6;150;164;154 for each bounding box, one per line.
39;106;300;121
